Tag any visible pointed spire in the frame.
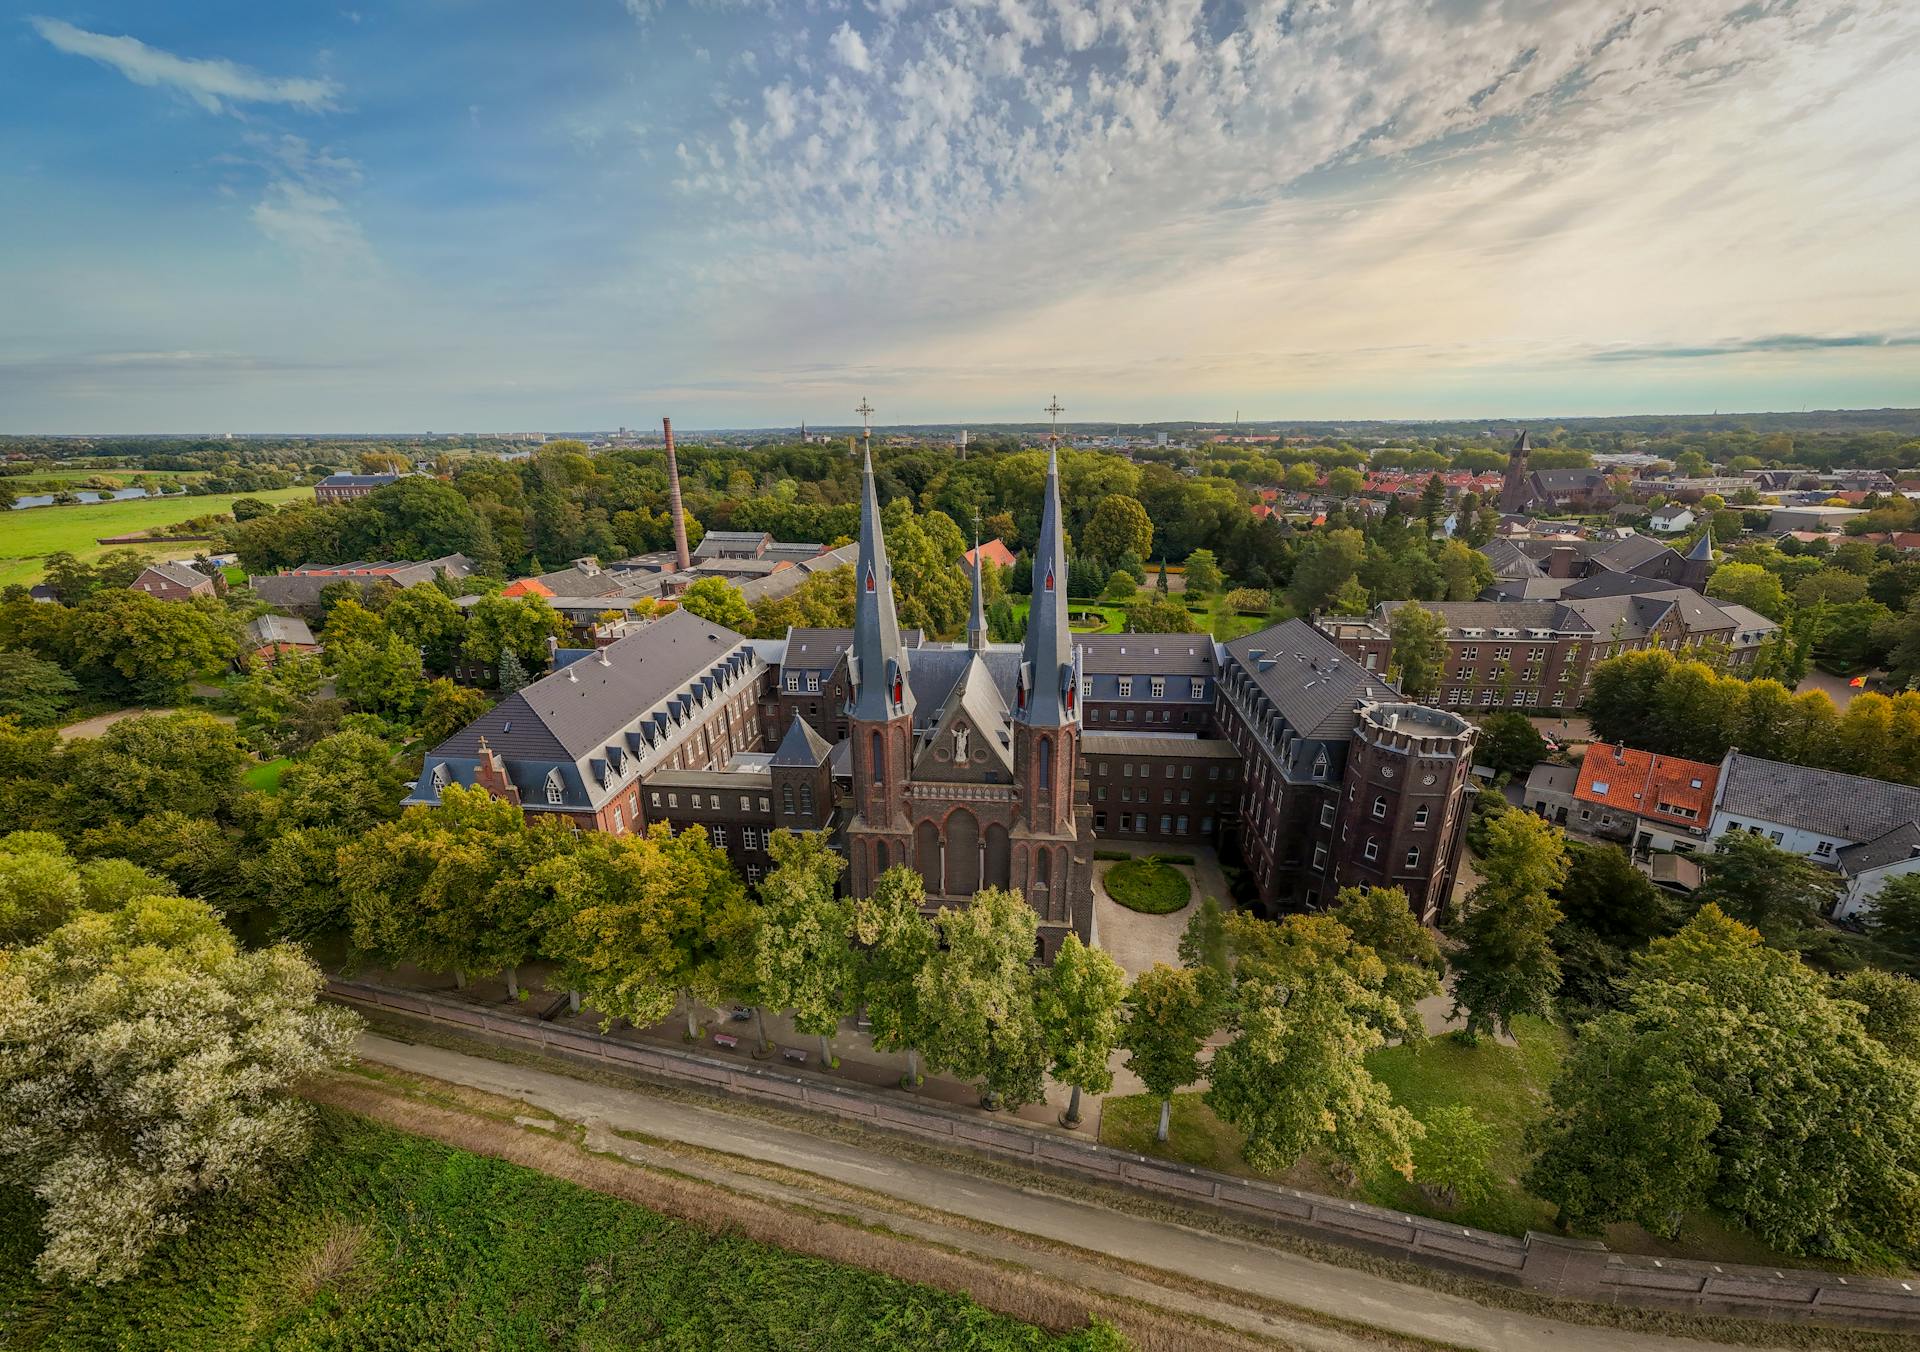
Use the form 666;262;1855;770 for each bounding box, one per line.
1018;443;1076;726
968;534;988;651
848;448;913;724
1686;530;1713;561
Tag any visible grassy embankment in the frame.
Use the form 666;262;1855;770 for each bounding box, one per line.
0;487;311;589
0;1107;1117;1351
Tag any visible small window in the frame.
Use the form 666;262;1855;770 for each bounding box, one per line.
782;783;795;814
1372;795;1387;819
1414;805;1430;827
1405;845;1420;868
746;865;762;884
1151;677;1165;699
1592;780;1610;795
1117;677;1133;697
612;807;625;833
1312;844;1328;871
1363;838;1379;861
785;674;800;692
1190;678;1205;699
1320;802;1334;827
1159;814;1171;833
1815;840;1833;856
711;826;727;847
799;784;813;813
759;796;770;813
667;792;678;808
1081;676;1092;697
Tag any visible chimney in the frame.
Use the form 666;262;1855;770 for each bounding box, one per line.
663;416;692;572
545;634;560;668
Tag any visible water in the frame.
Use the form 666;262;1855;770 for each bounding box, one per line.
9;486;178;510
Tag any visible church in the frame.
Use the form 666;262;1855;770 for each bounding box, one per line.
408;419;1480;948
841;441;1095;951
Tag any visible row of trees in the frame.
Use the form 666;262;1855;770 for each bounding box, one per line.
1587;647;1920;783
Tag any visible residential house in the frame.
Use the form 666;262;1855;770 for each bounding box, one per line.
1571;742;1718;852
130;560;216;601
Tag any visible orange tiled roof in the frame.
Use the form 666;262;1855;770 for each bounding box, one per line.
962;538;1017;570
1573;742;1718;830
501;577;555;598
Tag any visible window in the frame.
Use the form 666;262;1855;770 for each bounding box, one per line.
1479;689;1495;705
1094;811;1107;831
785;673;799;692
1592;780;1610;795
1815;840;1833;856
741;826;761;849
1312;844;1328;871
1320;802;1335;826
667;792;678;808
1190;678;1205;699
1151;677;1165;698
1414;805;1430;827
759;796;770;813
782;784;795;814
1182;765;1192;780
1117;676;1132;697
1177;815;1189;833
1511;691;1529;705
871;731;884;783
1161;789;1172;804
612;807;624;833
1405;846;1420;868
1202;816;1213;833
1462;645;1478;660
1096;785;1107;801
739;794;751;811
1180;790;1190;804
546;776;564;805
1124;763;1134;778
1164;765;1174;779
746;865;762;884
1372;795;1387;819
1362;838;1379;861
1039;738;1052;791
1495;646;1511;660
799;784;813;813
711;826;727;847
1160;815;1171;833
1126;708;1136;722
650;791;661;807
805;671;820;692
1312;751;1328;780
1208;766;1220;781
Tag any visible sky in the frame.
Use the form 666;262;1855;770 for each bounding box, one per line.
3;0;1918;433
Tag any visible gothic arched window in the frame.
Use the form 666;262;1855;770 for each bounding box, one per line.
871;731;885;783
1038;737;1052;792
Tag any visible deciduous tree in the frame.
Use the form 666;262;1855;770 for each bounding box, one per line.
1447;810;1566;1041
853;865;939;1087
751;830;856;1067
1035;934;1127;1126
1121;963;1214;1143
914;887;1049;1109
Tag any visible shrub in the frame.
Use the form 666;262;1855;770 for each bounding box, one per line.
1103;857;1192;915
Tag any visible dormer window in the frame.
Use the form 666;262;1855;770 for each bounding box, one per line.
545;773;564;805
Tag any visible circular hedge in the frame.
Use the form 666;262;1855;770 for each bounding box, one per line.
1104;857;1192;915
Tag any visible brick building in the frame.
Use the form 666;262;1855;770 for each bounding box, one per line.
315;472;405;503
130;560;216;601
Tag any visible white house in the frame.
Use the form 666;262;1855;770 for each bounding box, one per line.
1708;751;1920;919
1649;504;1695;534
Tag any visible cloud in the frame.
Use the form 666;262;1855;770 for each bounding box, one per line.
829;21;871;73
250;181;373;266
29;17;339;114
1590;334;1920;363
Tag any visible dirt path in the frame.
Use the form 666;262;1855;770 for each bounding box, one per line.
345;1030;1772;1352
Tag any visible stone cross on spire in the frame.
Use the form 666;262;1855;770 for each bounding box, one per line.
856;397;875;459
1044;395;1064;448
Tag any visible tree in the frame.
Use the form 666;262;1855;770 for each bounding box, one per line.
1156;558;1170;594
1706;562;1787;621
1556;841;1673;949
678;576;755;632
0;892;357;1283
0;653;79;727
751;830;857;1067
0;837;83;945
1333;885;1443;1040
463;593;569;669
1693;831;1836;939
1527;907;1920;1259
1204;916;1420;1181
1386;603;1449;702
417;678;492;744
535;822;753;1036
1476;711;1547;778
64;711;250;830
1414;1105;1497;1208
64;592;238;701
275;730;409;835
329;632;426;719
1287;528;1365;614
341;784;573;997
1035;934;1127;1126
1121;963;1215;1143
1838;968;1920;1058
1101;571;1138;603
1084;494;1155;566
853;865;939;1087
1183;549;1224;597
1447;810;1566;1041
1177;893;1231;1010
382;584;468;674
1326;467;1366;499
497;649;530;694
1867;873;1920;962
914;888;1049;1109
1419;474;1447;533
1122;595;1196;633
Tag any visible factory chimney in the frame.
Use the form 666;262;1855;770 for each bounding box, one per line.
663;416;691;572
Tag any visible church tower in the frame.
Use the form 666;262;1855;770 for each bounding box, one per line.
845;446;915;894
1010;431;1093;942
1498;429;1534;514
967;537;989;652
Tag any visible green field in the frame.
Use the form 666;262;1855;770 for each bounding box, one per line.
1012;596;1278;641
243;757;293;795
0;486;311;588
0;1108;1111;1351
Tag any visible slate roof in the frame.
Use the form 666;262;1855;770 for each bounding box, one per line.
1076;634;1214;676
917;654;1015;777
1481;538;1544;579
1226;618;1398;740
317;473;402;487
1717;752;1920;844
771;714;833;767
782;625;922;668
243;614;316;647
693;531;772;558
1589;533;1674;572
139;560;213;591
435;608;752;763
1081;732;1240;758
1483;576;1573;601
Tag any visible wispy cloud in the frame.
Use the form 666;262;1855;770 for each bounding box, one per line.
1590;334;1920;363
29;17;339;115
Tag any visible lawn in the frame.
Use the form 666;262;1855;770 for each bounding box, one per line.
0;486;311;588
0;1108;1112;1351
244;757;293;795
1099;1016;1569;1237
1009;597;1278;641
1102;857;1192;914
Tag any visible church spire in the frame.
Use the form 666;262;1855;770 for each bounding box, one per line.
968;535;988;651
1017;441;1076;726
848;446;913;724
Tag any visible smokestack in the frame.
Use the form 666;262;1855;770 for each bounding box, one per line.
663;416;691;572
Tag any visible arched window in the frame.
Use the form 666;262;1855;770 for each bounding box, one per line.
871;731;885;783
799;783;814;813
782;783;795;815
1038;737;1052;792
1036;847;1050;891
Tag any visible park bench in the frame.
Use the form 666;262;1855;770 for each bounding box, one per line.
711;1032;739;1051
780;1047;808;1066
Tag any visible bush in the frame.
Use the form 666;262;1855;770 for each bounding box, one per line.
1103;857;1192;914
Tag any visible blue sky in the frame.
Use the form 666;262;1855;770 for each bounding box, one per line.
3;0;1918;432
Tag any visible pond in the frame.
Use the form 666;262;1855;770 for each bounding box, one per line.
9;486;178;509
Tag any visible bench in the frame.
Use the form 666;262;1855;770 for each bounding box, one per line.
711;1032;739;1050
780;1047;808;1066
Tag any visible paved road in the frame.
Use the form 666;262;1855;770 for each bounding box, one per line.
352;1031;1763;1352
